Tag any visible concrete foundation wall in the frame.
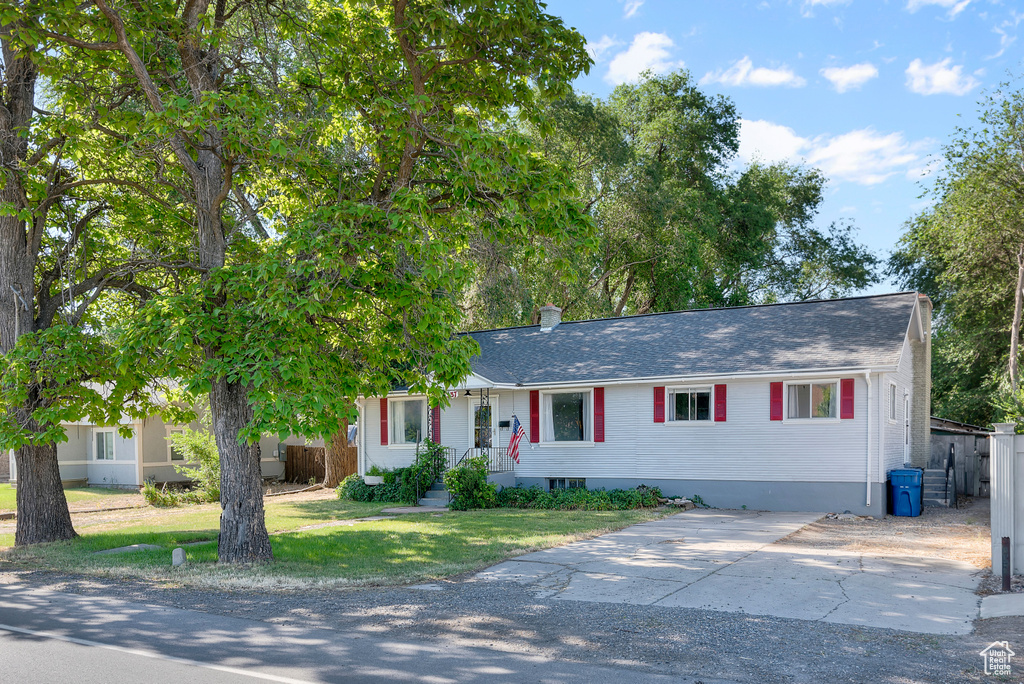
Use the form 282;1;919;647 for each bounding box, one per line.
487;471;516;490
514;477;886;517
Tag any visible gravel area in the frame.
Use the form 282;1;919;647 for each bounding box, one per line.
779;496;992;568
1;496;1020;683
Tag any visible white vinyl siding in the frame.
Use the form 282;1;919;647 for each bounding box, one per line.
883;336;915;473
362;379;883;484
507;379;876;483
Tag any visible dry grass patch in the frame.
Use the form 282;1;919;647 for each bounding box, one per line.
779;497;991;568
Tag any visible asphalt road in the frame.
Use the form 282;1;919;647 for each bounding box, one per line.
0;585;732;684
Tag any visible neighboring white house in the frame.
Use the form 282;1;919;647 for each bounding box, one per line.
358;292;933;517
8;415;319;488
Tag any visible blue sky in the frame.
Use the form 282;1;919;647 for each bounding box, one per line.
544;0;1023;293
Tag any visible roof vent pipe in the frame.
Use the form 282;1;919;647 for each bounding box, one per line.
539;303;562;332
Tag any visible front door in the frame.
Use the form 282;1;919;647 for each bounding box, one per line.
470;397;498;449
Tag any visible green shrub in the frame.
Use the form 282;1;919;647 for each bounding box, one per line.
337;441;448;505
496;484;661;511
443;456;497;510
398;440;447;504
336;473;407;504
168;428;220;503
336;474;374;501
142;481;181;507
366;465;385;476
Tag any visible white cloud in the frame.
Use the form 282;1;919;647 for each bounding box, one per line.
988;11;1023;59
737;119;933;186
701;57;806;88
906;0;971;18
605;33;684;85
820;63;879;92
801;0;851;17
621;0;643;18
587;35;621;63
807;130;925;185
905;58;980;95
738;120;808;163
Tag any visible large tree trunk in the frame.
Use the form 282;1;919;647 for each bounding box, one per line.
324;421;353;488
196;173;272;563
0;30;77;544
14;436;76;545
1010;245;1024;393
211;377;272;563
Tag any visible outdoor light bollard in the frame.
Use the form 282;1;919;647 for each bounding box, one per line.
1003;537;1012;592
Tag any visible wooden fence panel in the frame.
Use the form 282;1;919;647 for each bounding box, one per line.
284;445;327;483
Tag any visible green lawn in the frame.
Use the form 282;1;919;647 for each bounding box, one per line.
0;495;669;589
0;483;138;512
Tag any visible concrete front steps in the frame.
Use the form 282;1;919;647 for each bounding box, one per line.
923;469;950;507
418;481;449;507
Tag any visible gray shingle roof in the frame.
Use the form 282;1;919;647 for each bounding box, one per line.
465;292;920;385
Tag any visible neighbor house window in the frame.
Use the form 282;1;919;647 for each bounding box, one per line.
390;398;426;445
787;382;837;419
95;430;115;460
167;427;185;461
542;390;591;442
889;383;898;422
548;478;586;491
669;387;712;421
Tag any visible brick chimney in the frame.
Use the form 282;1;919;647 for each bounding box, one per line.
539;303;562;332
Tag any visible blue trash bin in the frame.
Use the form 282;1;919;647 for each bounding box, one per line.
890;468;922;517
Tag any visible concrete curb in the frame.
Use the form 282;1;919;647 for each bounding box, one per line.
980;593;1024;619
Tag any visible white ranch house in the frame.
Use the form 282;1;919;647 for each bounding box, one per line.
358;292;932;517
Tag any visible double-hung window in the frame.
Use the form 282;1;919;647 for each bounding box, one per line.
786;382;837;419
668;387;712;422
95;430;115;460
888;383;898;422
542;390;592;442
167;427;185;461
390;398;426;446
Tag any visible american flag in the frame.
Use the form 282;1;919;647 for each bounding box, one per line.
508;414;526;464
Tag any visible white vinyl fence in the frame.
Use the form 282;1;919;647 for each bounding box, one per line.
990;424;1024;575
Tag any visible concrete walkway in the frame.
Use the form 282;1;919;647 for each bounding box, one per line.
474;510;983;635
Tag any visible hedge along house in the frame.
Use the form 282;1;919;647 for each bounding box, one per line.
357;292;932;517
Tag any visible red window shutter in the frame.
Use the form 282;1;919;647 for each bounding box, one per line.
770;382;783;421
379;398;389;445
529;390;540;443
594;387;605;442
840;378;855;419
653;387;665;423
714;384;727;422
431;406;441;442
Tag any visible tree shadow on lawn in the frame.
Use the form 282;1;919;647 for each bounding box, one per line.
5;502;658;583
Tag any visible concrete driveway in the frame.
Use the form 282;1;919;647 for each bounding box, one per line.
474;510;983;635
